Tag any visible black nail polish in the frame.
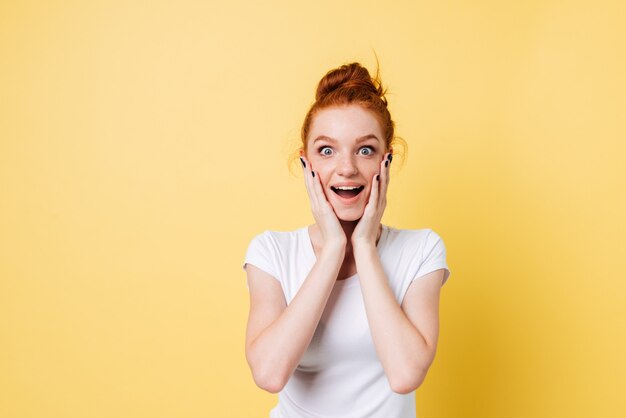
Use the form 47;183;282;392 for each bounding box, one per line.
300;157;306;168
389;154;393;163
312;171;315;178
376;174;380;181
385;160;389;168
387;153;392;161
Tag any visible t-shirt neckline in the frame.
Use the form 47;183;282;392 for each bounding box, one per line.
302;224;389;287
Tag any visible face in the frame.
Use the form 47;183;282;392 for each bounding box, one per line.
305;105;388;222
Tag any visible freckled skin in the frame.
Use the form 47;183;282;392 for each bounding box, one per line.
305;105;387;222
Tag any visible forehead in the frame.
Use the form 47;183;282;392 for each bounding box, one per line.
307;105;384;147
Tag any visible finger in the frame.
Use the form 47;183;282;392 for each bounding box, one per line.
300;155;318;210
386;152;392;187
380;152;393;210
365;172;379;216
377;154;389;208
311;166;331;210
300;155;313;199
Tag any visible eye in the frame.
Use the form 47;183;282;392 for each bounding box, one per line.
358;146;374;156
319;146;333;156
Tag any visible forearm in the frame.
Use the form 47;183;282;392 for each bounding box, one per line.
248;243;345;391
354;244;433;393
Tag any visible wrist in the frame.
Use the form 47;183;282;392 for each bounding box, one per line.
320;239;347;257
352;240;377;257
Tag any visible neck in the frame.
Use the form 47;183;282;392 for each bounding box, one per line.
339;219;359;243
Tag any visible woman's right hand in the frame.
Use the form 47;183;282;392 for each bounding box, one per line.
300;155;347;250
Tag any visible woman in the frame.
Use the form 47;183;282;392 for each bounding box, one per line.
243;62;451;418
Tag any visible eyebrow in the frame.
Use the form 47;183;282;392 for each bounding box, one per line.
312;134;380;144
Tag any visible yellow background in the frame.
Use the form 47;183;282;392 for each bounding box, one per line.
1;1;624;417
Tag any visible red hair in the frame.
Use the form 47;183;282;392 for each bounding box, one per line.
301;62;396;153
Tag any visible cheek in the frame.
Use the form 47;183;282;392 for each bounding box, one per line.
310;162;331;185
319;171;333;189
362;161;381;178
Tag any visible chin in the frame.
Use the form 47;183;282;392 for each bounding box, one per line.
335;208;365;222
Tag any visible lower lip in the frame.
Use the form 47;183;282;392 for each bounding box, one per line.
331;189;363;204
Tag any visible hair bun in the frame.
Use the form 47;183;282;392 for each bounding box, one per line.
298;60;403;167
315;62;386;104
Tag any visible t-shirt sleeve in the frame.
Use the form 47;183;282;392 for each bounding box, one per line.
412;230;451;286
243;232;280;289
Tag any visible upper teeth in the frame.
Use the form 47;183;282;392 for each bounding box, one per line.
334;186;360;190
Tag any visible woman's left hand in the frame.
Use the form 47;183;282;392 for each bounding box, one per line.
352;152;392;249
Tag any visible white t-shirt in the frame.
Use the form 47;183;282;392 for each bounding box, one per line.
243;224;451;418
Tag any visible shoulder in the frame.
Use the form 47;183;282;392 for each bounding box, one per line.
383;226;449;273
243;227;307;281
384;226;442;249
248;227;304;247
246;227;307;257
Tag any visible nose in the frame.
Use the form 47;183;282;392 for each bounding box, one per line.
336;154;358;177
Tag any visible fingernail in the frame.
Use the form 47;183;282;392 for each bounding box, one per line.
387;153;392;161
300;157;306;168
312;171;316;178
376;174;380;181
385;160;389;168
389;154;393;163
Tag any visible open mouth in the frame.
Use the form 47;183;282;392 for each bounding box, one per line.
331;185;365;199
